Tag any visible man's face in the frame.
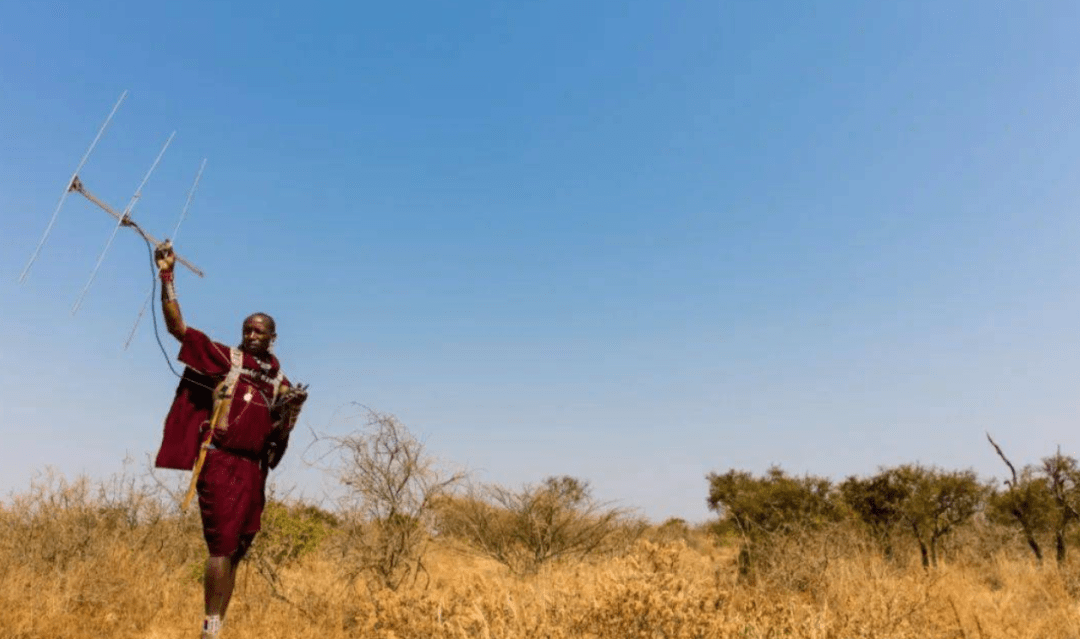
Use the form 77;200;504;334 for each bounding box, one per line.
241;315;275;356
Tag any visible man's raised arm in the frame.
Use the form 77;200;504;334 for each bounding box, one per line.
155;241;187;341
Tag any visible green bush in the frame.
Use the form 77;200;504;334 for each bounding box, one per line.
438;476;639;575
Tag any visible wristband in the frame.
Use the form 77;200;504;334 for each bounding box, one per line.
163;278;177;303
160;269;174;282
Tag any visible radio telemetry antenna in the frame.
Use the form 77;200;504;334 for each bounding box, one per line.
20;92;207;331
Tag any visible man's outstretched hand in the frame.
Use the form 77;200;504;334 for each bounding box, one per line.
155;240;176;273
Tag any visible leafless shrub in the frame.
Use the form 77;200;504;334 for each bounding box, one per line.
320;407;463;590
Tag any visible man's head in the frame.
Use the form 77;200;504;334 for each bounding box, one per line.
241;313;276;357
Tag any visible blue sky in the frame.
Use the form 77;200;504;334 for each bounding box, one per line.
2;1;1079;521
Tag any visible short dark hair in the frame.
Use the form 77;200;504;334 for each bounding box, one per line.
244;312;276;334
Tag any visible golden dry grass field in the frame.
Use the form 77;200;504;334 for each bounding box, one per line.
4;472;1080;639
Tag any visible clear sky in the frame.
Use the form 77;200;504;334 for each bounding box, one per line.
2;1;1079;522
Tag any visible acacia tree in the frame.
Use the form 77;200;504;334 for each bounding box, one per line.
1041;450;1080;564
985;436;1080;565
987;469;1052;564
706;466;843;575
986;434;1051;563
840;470;911;559
890;465;986;569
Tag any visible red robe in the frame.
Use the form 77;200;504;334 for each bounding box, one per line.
155;328;290;557
155;328;285;469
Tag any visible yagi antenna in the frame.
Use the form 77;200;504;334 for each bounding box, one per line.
124;158;207;349
19;92;206;320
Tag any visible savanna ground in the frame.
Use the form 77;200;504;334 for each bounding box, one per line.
4;468;1080;639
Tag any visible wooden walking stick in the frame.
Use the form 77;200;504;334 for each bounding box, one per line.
181;380;235;510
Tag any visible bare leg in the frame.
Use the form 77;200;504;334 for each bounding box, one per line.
203;555;236;638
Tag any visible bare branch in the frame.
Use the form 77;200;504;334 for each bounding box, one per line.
318;406;464;590
986;433;1018;487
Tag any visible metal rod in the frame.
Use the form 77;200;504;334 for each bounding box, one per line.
124;159;207;349
123;290;153;350
72;132;175;315
20;90;128;283
72;181;204;276
170;158;207;242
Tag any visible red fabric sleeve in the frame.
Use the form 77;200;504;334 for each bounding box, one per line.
178;328;232;376
155;328;229;470
155;367;215;470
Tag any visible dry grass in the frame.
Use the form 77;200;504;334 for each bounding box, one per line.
5;473;1080;639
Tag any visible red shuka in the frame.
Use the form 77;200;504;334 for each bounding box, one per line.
155;328;286;469
155;328;291;557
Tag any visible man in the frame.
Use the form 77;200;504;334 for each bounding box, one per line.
153;241;307;639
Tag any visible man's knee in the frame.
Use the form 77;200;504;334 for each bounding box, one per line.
232;533;256;562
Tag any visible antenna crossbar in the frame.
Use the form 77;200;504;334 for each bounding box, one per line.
70;176;205;277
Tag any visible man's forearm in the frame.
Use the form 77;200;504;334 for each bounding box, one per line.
160;270;187;340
